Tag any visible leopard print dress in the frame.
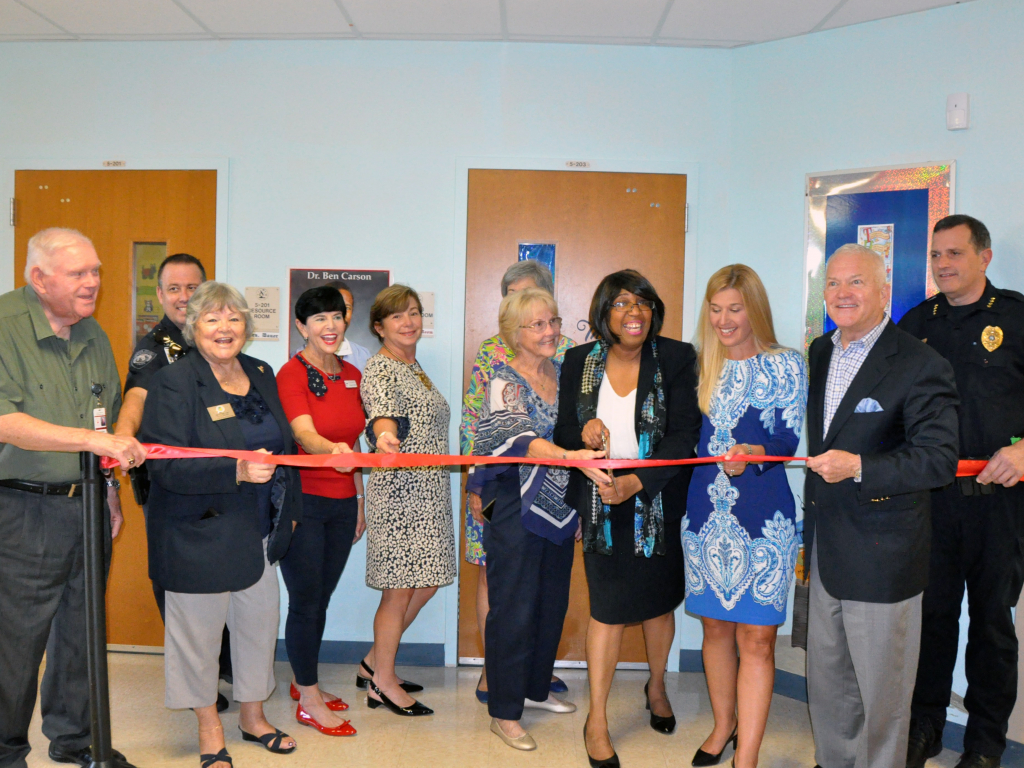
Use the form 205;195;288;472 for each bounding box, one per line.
361;354;456;590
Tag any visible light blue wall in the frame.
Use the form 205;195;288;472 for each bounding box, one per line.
1;0;1021;671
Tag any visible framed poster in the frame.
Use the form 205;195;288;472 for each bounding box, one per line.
288;269;391;357
133;242;166;344
803;162;955;351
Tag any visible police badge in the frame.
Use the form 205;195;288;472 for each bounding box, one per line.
981;326;1004;352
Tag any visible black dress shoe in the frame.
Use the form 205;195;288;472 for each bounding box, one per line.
644;680;676;734
691;727;737;767
954;753;1001;768
583;717;620;768
216;692;230;712
48;743;136;768
356;659;423;693
366;680;433;716
906;717;943;768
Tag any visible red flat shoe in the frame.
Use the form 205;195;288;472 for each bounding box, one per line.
290;682;349;711
295;704;357;736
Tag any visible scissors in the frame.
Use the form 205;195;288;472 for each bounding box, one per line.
602;431;619;497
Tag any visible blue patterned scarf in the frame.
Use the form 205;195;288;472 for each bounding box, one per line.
577;339;667;557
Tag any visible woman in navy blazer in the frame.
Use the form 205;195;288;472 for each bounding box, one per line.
141;282;303;768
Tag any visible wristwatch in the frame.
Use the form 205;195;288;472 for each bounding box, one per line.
853;464;863;483
105;477;121;490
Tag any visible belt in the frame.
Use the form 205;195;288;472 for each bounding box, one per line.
0;479;83;497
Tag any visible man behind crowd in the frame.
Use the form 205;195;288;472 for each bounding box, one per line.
113;252;234;712
0;228;147;768
899;215;1024;768
804;244;959;768
327;279;372;371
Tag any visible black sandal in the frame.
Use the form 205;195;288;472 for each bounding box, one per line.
356;659;423;693
239;726;296;754
200;747;233;767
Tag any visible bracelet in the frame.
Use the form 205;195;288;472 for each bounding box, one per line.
355;493;364;499
562;451;567;460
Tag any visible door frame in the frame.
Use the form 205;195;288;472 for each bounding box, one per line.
446;156;702;670
1;157;230;294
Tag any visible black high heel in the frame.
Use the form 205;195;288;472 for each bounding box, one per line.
366;680;433;716
583;716;620;768
356;660;423;693
644;680;676;734
691;726;737;766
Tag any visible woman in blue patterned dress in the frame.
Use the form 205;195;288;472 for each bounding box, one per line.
683;265;807;768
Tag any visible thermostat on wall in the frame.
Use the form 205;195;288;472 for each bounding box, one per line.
946;93;969;130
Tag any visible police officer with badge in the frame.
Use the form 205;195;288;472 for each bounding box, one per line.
900;215;1024;768
114;252;231;712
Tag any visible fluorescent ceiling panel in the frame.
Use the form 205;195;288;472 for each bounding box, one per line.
506;0;667;39
177;0;352;35
22;0;203;34
344;0;501;35
820;0;969;31
0;0;68;35
661;0;838;43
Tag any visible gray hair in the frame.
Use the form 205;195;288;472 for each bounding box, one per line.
183;281;253;345
501;260;554;297
828;244;888;287
25;228;94;281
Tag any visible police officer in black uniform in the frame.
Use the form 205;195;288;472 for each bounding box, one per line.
114;253;232;712
899;215;1024;768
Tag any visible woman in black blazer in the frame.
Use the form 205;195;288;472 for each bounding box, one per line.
140;282;303;768
554;270;702;768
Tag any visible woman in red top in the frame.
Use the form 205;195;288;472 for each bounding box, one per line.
277;287;366;737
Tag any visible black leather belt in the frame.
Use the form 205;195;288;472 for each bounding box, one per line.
0;479;83;497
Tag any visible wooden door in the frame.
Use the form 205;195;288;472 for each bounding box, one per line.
13;169;218;648
460;169;687;665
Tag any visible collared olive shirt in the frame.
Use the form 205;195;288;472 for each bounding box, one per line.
0;286;122;482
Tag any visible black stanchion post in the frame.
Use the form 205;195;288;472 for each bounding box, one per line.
81;451;113;768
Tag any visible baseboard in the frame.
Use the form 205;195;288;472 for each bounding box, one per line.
678;650;1024;766
274;640;444;667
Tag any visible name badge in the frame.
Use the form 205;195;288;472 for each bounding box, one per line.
207;404;235;421
345;380;358;389
93;407;107;432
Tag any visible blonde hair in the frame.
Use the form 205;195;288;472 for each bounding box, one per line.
183;281;253;345
498;288;559;354
694;264;782;415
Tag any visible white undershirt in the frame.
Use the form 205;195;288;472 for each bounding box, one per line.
596;375;639;460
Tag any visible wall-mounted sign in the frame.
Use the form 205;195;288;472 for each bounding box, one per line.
245;287;281;341
420;291;435;338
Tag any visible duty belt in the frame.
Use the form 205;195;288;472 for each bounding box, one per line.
0;478;83;497
957;458;995;496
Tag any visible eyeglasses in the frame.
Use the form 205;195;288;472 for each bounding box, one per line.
519;317;563;333
611;299;655;313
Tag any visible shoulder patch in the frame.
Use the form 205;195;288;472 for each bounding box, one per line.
130;348;158;371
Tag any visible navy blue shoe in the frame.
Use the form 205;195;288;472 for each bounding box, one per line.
475;677;489;704
550;676;568;694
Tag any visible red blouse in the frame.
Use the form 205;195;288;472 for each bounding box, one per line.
276;353;364;499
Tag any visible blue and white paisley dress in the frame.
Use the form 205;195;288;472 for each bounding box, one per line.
683;348;808;625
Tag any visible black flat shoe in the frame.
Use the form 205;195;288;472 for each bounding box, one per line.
644;680;676;734
367;680;433;716
238;726;296;754
584;716;620;768
356;660;423;693
691;727;737;766
200;747;232;768
48;744;134;768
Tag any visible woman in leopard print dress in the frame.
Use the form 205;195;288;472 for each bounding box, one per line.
358;285;455;716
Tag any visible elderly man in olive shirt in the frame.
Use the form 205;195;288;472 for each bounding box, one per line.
0;228;147;768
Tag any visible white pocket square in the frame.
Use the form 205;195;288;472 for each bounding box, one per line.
854;397;884;413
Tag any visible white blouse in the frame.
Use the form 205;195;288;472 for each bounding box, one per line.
596;375;640;460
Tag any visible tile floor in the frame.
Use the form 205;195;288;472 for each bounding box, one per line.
25;653;967;767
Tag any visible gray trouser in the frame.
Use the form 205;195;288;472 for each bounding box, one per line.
164;544;280;710
807;539;922;768
0;487;111;768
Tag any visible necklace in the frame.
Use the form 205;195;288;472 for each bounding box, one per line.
383;343;433;390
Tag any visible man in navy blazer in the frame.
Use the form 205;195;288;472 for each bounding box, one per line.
804;244;959;768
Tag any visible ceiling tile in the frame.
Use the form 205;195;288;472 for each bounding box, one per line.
0;0;69;34
506;0;667;39
344;0;501;36
819;0;970;31
177;0;352;35
21;0;203;34
661;0;839;43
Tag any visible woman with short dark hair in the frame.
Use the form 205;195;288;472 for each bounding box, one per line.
554;269;702;767
276;286;365;737
358;284;455;717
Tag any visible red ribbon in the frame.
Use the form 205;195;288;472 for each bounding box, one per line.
106;444;1001;478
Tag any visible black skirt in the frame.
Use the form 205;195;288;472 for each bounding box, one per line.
582;497;685;625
